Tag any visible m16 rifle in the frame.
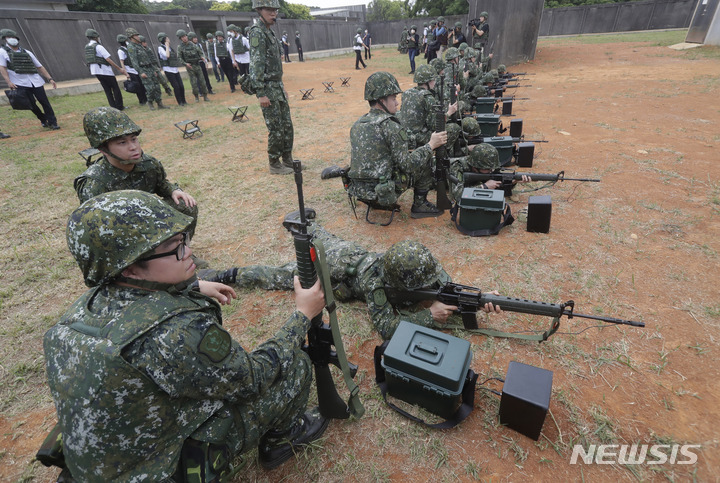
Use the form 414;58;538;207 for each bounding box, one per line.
434;76;452;211
385;282;644;342
283;160;364;420
456;169;600;196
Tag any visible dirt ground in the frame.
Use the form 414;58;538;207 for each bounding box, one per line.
1;35;719;482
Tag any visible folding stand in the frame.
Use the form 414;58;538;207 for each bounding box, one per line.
228;105;248;122
174;120;203;139
340;77;351;87
322;81;335;93
78;147;102;166
300;88;314;100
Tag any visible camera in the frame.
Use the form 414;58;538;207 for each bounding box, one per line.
468;18;482;28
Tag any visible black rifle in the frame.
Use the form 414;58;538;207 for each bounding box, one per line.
463;169;600;185
434;77;452;210
449;62;459;124
283;160;364;420
385;282;644;340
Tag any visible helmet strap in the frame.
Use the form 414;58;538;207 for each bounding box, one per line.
103;147;143;166
377;97;391;115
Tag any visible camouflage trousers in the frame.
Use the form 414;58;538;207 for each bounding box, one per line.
170;349;311;482
157;71;172;93
163;197;198;240
139;69;162;103
260;94;294;161
186;64;208;98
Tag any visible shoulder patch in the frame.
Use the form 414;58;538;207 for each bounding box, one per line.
198;324;231;363
399;130;408;141
372;288;388;306
251;37;259;48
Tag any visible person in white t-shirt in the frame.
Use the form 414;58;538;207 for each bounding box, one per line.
84;29;127;110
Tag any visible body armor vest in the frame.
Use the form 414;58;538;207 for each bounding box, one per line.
85;43;109;66
3;46;38;74
178;41;201;63
160;46;181;68
231;36;247;55
119;46;132;68
215;40;229;58
44;288;223;481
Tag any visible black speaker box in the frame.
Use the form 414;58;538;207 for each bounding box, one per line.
499;361;553;441
527;195;551;233
509;118;523;138
516;142;534;168
502;100;513;115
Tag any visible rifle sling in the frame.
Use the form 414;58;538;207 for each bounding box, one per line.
374;341;477;429
312;239;365;419
436;316;561;342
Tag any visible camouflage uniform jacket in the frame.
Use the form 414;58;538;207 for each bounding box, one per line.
399;86;437;149
126;41;157;76
248;23;285;101
44;284;311;481
448;154;476;202
348;108;433;202
74;154;180;203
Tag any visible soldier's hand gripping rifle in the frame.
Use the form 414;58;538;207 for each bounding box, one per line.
283;160;364;420
385;282;644;342
434;77;452;211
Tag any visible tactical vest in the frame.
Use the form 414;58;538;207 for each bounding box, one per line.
44;287;224;481
84;42;109;66
119;46;132;68
408;34;418;49
160;46;181;68
2;46;37;74
349;111;400;183
178;41;201;63
231;36;248;55
438;29;448;46
215;40;229;58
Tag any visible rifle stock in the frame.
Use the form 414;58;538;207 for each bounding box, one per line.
434;77;452;210
384;282;644;333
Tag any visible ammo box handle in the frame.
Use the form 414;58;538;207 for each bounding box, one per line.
410;342;441;364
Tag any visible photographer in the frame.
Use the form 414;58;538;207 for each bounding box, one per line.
470;12;489;52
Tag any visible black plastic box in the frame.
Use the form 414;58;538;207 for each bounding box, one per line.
382;321;472;419
499;361;553;440
527;195;552;233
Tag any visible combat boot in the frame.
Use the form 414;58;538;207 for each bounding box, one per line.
258;407;329;470
165;87;173;96
203;95;210;101
156;100;169;109
410;189;443;218
281;153;294;168
148;101;155;111
194;95;200;103
269;158;293;175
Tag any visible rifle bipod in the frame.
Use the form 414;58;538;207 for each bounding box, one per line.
352;197;400;226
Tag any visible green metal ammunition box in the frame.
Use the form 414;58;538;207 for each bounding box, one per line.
474;113;501;136
382;321;472;419
473;96;496;114
481;136;514;166
457;188;505;231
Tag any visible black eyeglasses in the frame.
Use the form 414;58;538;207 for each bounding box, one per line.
138;232;188;262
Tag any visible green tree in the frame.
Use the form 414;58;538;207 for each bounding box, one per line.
71;0;148;14
283;2;312;20
209;2;235;10
412;0;467;17
367;0;406;22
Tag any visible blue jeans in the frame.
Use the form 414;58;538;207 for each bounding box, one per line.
408;48;418;73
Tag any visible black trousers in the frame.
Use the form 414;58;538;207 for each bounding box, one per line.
297;47;304;62
95;74;123;110
128;72;147;105
237;62;249;76
355;50;366;69
199;61;213;93
218;57;236;90
18;85;57;126
165;71;186;105
364;46;371;59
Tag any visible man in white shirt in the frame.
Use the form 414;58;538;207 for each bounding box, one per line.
85;29;127;110
0;28;60;130
229;25;250;77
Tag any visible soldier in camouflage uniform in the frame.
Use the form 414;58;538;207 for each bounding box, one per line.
199;226;502;340
140;34;175;97
348;71;447;218
249;0;295;175
399;64;457;150
125;28;166;110
176;29;209;103
74;107;199;239
44;190;328;480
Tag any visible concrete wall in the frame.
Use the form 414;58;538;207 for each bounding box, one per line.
539;0;696;37
704;1;720;45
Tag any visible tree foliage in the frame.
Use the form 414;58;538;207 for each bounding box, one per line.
367;0;406;22
71;0;148;14
544;0;641;7
411;0;467;17
283;3;313;20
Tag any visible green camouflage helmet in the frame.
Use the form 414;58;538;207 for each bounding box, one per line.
470;143;500;171
430;20;437;26
458;42;468;52
138;35;146;43
423;22;428;27
382;240;448;290
498;64;507;73
446;122;461;138
455;21;462;29
0;29;13;39
157;32;168;42
283;31;287;35
227;24;237;32
480;11;489;20
188;31;197;39
429;58;446;75
410;25;417;30
482;73;494;84
85;28;100;38
206;32;214;39
357;28;362;34
117;34;128;43
472;84;487;97
437;16;445;23
67;190;193;287
466;47;477;59
364;71;401;102
83;107;142;149
215;30;224;37
444;47;459;61
490;68;499;78
462;117;481;136
413;64;436;84
296;31;300;35
176;29;188;38
252;0;281;9
125;27;139;38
